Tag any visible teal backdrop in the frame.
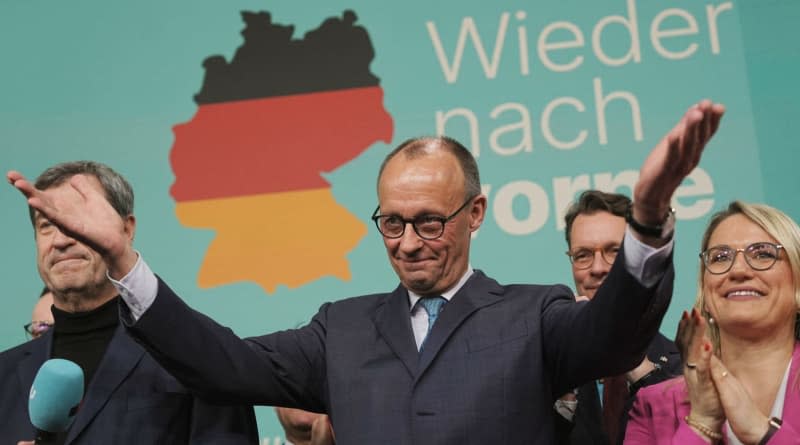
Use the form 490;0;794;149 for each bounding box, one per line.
1;1;798;442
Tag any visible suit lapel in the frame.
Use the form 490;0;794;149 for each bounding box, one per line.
65;326;145;444
416;271;504;380
16;333;52;435
372;286;419;378
18;333;51;394
784;342;800;433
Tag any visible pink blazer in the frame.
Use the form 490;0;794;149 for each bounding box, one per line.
624;343;800;444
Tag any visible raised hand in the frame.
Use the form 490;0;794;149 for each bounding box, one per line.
677;309;724;434
633;100;725;227
7;171;137;279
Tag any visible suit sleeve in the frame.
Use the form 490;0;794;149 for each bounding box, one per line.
122;277;330;413
188;397;260;444
541;245;674;395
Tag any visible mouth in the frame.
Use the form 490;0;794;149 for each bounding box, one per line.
583;282;604;291
399;258;433;269
724;288;765;300
52;256;86;266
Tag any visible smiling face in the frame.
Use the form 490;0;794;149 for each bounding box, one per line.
377;147;485;296
702;214;797;342
568;211;627;299
34;177;119;309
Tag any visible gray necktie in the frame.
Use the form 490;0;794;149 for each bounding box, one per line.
418;296;446;351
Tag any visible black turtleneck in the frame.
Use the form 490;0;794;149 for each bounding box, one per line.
42;297;118;445
51;296;119;396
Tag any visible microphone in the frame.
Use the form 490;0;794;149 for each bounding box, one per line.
29;359;84;444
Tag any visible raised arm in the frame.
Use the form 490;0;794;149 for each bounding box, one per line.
7;171;137;279
630;100;725;247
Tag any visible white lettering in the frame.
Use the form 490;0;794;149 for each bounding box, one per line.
553;174;591;231
673;167;715;219
707;2;734;54
427;14;511;83
489;102;534;156
650;9;699;60
493;181;550;235
593;77;643;145
592;0;642;66
436;108;481;158
537;21;585;72
541;97;588;150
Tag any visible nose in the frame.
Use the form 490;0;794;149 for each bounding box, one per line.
51;226;77;249
589;251;611;276
727;251;753;278
397;223;424;253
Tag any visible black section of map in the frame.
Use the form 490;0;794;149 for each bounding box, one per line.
195;10;380;104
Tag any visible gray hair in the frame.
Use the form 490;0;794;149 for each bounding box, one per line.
29;161;134;225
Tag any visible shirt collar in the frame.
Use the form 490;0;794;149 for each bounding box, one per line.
407;265;474;312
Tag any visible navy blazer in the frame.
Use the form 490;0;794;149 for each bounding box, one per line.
0;325;258;444
127;250;673;445
557;331;682;445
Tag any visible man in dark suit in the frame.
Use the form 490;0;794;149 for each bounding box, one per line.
8;102;725;444
0;161;258;444
555;190;683;445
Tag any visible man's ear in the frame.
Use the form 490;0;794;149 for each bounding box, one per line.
469;195;487;232
123;214;136;242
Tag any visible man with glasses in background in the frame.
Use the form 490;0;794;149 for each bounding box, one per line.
9;101;725;444
555;191;682;445
25;287;55;341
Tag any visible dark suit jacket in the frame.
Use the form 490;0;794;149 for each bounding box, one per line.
127;250;673;445
556;332;682;445
0;325;258;444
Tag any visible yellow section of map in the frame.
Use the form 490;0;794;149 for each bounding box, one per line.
175;188;367;293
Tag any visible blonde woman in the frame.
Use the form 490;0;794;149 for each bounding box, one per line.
625;201;799;444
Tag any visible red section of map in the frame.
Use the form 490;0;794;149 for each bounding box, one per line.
170;86;392;201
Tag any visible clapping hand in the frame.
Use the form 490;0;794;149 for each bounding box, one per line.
676;309;724;434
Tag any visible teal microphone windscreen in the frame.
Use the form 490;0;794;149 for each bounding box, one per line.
29;358;84;432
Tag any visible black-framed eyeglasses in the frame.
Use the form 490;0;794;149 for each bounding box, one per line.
371;196;477;240
24;320;53;339
700;242;784;275
566;245;620;270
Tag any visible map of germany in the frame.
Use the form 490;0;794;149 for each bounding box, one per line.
169;10;394;292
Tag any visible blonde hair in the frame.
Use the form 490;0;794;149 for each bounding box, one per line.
694;201;800;353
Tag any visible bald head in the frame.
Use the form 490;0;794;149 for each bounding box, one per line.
377;136;481;202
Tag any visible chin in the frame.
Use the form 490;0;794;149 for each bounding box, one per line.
403;277;435;294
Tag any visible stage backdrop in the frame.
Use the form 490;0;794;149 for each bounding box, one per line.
1;0;798;441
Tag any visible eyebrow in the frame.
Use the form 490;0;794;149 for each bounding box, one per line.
380;208;448;219
572;242;621;250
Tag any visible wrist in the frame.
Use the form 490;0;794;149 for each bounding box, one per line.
756;417;781;445
627;359;657;383
626;204;675;239
630;200;670;222
107;248;138;281
685;415;723;443
627;363;663;395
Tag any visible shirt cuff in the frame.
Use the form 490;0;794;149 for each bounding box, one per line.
107;251;158;322
554;398;578;422
622;227;674;288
